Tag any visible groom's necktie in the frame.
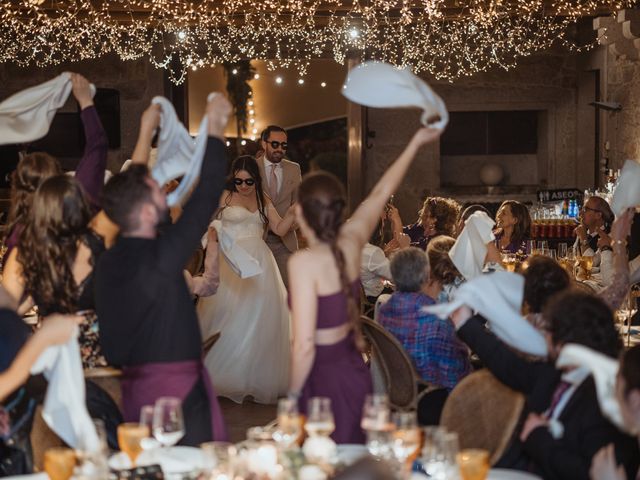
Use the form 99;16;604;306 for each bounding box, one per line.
269;163;279;201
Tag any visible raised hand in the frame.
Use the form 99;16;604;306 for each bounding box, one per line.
206;93;232;139
70;73;94;110
140;103;162;135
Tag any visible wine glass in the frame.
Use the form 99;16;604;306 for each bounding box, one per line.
525;240;536;257
304;397;335;437
420;426;447;478
391;412;420;477
153;397;185;449
361;394;391;431
578;254;594;280
557;243;568;259
440;432;460;479
273;397;302;449
118;423;150;467
501;253;517;272
457;449;490;480
44;448;76;480
139;404;160;450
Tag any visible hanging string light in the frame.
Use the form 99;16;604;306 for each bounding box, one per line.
0;0;636;84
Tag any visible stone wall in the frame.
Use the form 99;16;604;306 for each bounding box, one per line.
363;47;599;221
0;54;165;173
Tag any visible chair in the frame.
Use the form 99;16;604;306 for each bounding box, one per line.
360;315;437;411
202;331;221;356
440;369;525;465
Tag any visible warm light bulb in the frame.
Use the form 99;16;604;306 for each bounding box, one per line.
275;76;283;85
240;139;247;146
320;82;327;87
298;78;304;85
232;68;238;75
254;73;260;79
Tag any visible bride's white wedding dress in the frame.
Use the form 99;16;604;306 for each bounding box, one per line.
197;205;290;404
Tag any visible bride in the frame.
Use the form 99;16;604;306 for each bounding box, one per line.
197;155;295;404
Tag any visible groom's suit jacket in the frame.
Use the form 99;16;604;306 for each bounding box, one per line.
258;157;301;252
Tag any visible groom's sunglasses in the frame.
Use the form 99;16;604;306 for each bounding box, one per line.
234;177;256;186
266;140;288;150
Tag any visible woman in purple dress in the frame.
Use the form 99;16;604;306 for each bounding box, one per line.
494;200;531;255
288;127;442;444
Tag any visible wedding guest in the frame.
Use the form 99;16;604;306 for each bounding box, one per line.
288;127;443;443
523;256;571;331
494;200;531;254
360;241;392;303
455;204;490;237
3;74;107;262
95;94;231;445
386;196;460;251
451;291;639;480
426;235;464;303
590;346;640;480
378;247;470;391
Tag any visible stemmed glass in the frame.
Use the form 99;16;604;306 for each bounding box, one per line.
304;397;335;438
361;394;393;459
152;397;185;449
140;404;160;450
391;412;420;478
273;397;302;449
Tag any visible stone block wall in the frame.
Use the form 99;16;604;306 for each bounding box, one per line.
0;54;165;173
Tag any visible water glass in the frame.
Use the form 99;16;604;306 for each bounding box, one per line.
525;240;536;256
139;404;160;450
557;243;568;259
305;397;335;437
547;249;557;261
392;411;420;476
420;426;447;479
361;394;391;431
273;397;302;448
153;397;185;448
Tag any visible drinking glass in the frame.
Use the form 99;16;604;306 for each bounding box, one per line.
273;397;302;448
201;441;237;479
525;240;536;257
44;448;76;480
578;254;594;280
304;397;335;437
557;243;568;259
501;253;517;272
139;404;160;450
153;397;185;448
457;449;490;480
537;241;549;256
547;249;557;261
392;411;420;476
118;423;150;466
420;427;448;479
361;394;391;431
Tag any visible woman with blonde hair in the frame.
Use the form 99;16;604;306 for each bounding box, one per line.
426;235;464;303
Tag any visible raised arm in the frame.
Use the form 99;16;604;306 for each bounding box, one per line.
597;208;634;310
288;252;319;395
72;74;108;210
340;128;442;249
157;94;231;273
131;104;161;165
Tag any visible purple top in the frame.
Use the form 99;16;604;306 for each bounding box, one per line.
3;106;107;259
316;281;360;330
494;230;527;255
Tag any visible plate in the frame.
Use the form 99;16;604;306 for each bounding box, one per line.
335;444;368;466
109;446;205;474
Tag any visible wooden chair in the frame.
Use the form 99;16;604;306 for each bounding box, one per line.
440;369;525;465
360;315;437;411
202;331;221;357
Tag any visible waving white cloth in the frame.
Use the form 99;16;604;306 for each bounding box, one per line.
209;219;262;279
424;271;548;357
611;159;640;216
342;62;449;130
30;334;100;452
556;344;627;433
0;72;95;146
150;95;211;207
449;211;496;280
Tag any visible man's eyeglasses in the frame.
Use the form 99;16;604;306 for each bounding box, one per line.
234;178;255;186
266;140;288;150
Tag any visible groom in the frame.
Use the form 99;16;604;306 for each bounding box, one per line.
258;125;301;287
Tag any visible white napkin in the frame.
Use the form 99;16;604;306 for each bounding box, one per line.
150;95;212;207
449;211;496;280
0;72;95;145
341;61;449;129
423;271;548;357
611;160;640;216
30;334;100;452
210;219;262;279
556;344;628;433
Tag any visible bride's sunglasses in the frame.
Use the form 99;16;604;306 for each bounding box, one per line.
234;177;255;186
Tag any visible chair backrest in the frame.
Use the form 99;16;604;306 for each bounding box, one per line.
440;369;525;465
360;315;417;410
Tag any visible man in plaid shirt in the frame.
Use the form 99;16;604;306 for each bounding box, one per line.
378;247;471;391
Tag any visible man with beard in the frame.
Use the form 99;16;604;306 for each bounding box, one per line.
257;125;301;287
95;94;231;444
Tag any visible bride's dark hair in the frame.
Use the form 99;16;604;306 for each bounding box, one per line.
220;155;268;227
297;171;364;350
18;175;91;313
